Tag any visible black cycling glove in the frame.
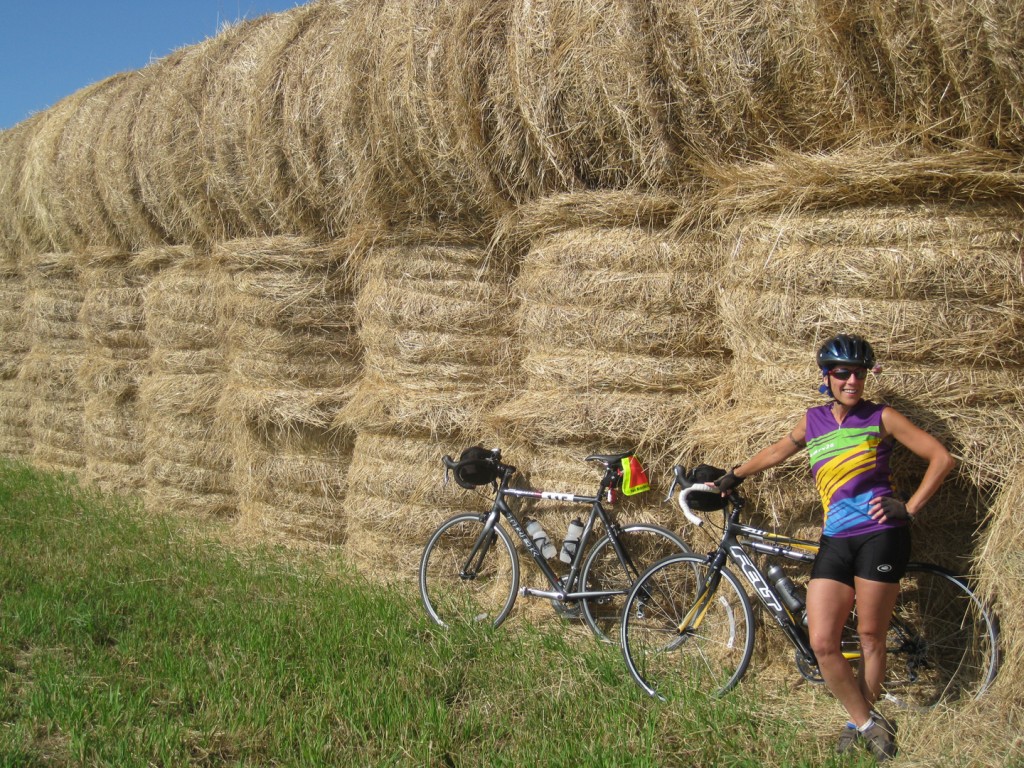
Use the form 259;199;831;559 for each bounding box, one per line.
714;469;744;493
876;496;911;521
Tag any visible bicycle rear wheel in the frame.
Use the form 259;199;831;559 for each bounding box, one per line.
620;554;755;700
883;563;999;709
419;514;520;628
579;524;689;643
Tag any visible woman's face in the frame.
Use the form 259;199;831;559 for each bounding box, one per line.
824;366;867;407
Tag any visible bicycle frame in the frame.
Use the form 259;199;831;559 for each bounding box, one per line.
468;463;643;606
679;489;820;671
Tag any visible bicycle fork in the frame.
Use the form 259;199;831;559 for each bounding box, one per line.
460;510;501;580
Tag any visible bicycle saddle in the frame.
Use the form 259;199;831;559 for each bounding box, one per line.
585;450;634;466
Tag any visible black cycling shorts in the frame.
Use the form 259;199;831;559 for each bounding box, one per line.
811;526;911;586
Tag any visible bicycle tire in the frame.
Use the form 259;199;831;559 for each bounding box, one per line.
882;563;999;709
620;554;755;700
579;524;689;643
419;514;520;628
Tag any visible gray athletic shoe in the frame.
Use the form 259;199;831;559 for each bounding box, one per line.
859;711;898;763
836;723;859;754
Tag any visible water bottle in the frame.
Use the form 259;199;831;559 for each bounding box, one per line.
767;564;805;614
526;520;557;559
559;519;585;563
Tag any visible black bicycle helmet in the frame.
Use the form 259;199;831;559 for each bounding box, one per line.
816;333;876;372
452;446;499;489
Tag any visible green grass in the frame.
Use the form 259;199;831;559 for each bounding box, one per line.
0;460;867;767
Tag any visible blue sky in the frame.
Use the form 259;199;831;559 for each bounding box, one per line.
1;1;306;130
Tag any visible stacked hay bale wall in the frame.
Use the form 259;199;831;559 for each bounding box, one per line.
20;253;86;474
340;238;517;580
1;4;1024;761
216;236;360;544
78;249;154;494
139;249;234;518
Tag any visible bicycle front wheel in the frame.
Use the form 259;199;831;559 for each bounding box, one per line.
419;514;520;628
883;563;999;709
579;524;689;643
620;554;755;700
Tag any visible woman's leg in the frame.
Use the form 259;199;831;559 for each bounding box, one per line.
806;577;872;726
852;576;901;705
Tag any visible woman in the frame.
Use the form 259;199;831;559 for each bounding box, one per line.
713;334;954;762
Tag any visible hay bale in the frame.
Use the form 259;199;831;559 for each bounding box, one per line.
504;0;674;192
0;259;32;458
19;253;85;473
925;0;1017;146
140;254;233;518
342;431;478;582
343;242;517;440
78;249;158;493
979;0;1024;147
341;0;512;237
199;10;302;241
489;195;727;466
274;2;359;238
133;22;265;246
0;118;44;260
241;3;357;239
57;73;134;251
214;236;361;544
709;144;1024;216
93;62;177;251
17;89;95;253
642;0;787;163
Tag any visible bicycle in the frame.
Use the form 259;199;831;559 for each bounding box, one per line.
620;466;1000;708
419;447;688;641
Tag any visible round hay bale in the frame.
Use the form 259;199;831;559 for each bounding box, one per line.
717;201;1024;487
765;0;897;145
341;0;509;236
93;60;179;251
866;0;974;141
979;0;1024;147
201;10;301;240
0;117;44;259
491;198;727;466
20;349;86;474
344;242;516;439
57;73;134;250
215;236;362;545
22;252;83;349
140;256;233;518
642;0;786;163
79;249;153;356
0;268;29;364
18;85;107;253
974;472;1024;716
0;377;32;458
720;287;1024;367
342;431;477;583
504;0;674;192
230;420;351;546
79;248;157;492
253;2;360;238
143;258;226;352
709;144;1024;216
925;0;1016;146
133;24;260;246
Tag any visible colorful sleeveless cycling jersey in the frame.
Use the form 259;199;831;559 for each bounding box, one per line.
805;400;900;538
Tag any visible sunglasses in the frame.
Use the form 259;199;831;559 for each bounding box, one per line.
829;368;868;381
